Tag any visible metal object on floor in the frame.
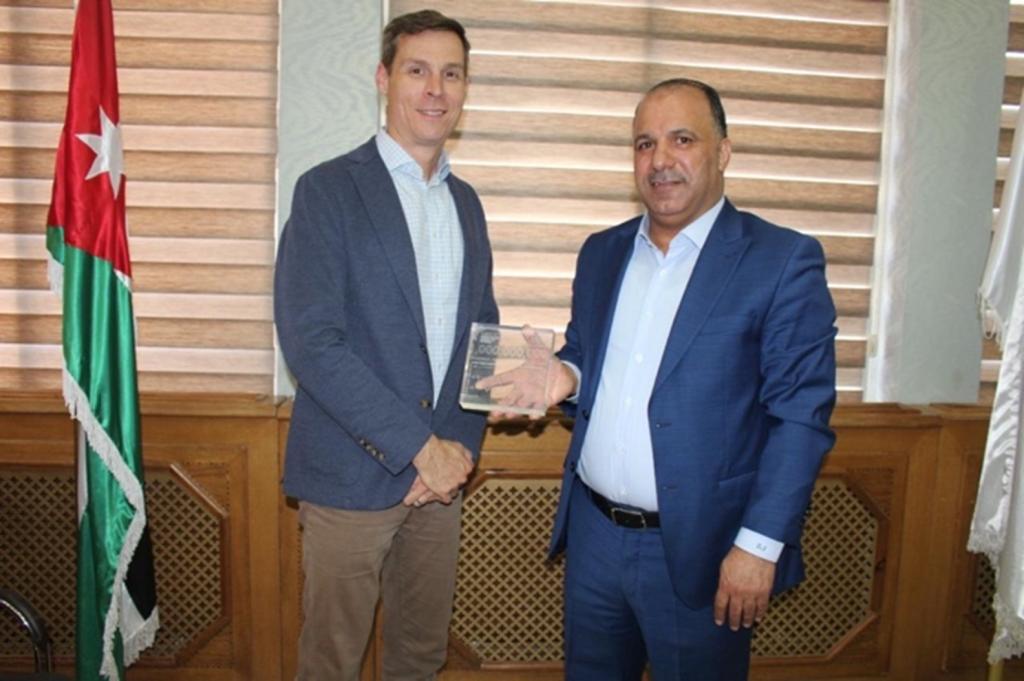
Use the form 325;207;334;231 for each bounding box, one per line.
0;587;70;680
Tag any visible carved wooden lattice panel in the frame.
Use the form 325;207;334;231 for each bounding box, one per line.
0;467;226;665
0;469;76;662
972;555;997;633
141;469;226;662
451;475;879;665
452;477;564;663
753;475;880;655
752;477;878;657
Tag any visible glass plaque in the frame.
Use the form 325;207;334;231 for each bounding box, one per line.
459;323;556;417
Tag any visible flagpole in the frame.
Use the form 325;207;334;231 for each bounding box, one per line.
987;659;1003;681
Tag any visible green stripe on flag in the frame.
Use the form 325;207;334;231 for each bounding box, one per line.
60;242;154;681
62;242;139;460
46;225;66;266
78;441;133;681
76;501;103;680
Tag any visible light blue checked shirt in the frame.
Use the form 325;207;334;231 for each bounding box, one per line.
376;130;464;405
575;197;784;562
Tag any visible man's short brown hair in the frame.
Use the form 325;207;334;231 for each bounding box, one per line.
381;10;470;73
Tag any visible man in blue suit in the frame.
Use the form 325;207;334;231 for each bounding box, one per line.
487;78;836;679
274;10;498;681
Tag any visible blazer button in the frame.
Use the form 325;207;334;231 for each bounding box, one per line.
420;398;432;409
581;409;590;420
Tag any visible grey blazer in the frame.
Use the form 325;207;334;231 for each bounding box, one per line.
274;138;499;510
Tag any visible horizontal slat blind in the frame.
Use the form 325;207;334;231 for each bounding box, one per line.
0;0;278;393
392;0;888;402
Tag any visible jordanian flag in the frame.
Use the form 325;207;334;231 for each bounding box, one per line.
45;0;159;679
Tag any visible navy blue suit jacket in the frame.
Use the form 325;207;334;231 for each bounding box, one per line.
550;199;837;608
274;139;498;510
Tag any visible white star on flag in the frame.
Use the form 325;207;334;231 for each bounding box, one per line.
76;106;124;199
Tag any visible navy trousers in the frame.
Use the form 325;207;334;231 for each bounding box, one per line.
563;476;752;681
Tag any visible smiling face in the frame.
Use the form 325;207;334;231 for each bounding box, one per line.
375;29;468;176
632;85;731;238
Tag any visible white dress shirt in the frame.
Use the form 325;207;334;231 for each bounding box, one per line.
574;198;784;562
375;131;464;405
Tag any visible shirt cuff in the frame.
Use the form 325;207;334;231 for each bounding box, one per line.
562;361;582;403
734;527;784;563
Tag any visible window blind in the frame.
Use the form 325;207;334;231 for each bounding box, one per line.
0;0;278;394
392;0;889;402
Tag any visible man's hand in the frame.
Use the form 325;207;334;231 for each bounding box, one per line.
475;326;578;420
713;546;776;630
407;436;474;504
402;475;444;507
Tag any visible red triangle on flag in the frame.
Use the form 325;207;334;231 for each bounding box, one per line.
47;0;132;278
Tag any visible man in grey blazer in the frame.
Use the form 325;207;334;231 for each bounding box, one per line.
273;10;498;680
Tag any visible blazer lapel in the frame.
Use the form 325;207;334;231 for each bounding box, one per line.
349;141;427;345
448;179;480;354
653;201;750;392
581;222;638;408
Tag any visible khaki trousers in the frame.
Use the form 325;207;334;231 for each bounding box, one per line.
297;497;462;681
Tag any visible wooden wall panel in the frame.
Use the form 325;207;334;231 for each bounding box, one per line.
3;396;1023;680
922;405;1019;675
0;393;281;681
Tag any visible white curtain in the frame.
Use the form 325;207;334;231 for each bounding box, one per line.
968;93;1024;664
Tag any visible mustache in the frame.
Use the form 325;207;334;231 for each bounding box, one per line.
647;170;686;185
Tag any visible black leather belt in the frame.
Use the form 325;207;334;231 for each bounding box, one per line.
584;485;660;529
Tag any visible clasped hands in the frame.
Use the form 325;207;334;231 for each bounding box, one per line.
403;435;474;507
